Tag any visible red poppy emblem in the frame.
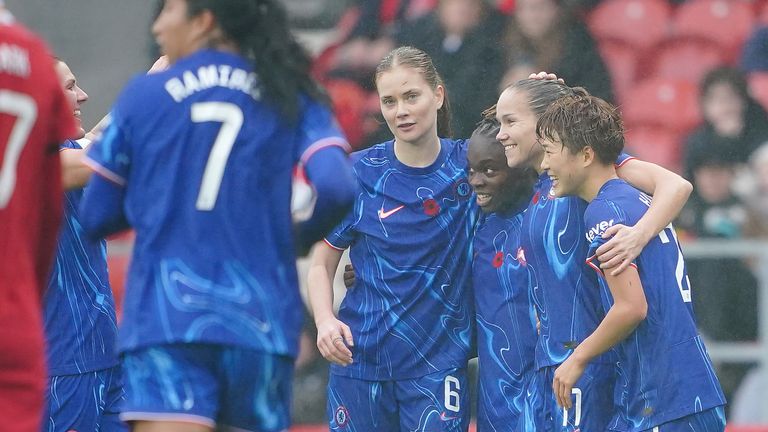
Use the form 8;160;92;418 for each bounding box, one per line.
532;191;540;204
423;198;440;216
492;251;504;268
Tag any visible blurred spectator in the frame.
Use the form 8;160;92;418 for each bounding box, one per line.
734;142;768;236
500;0;614;102
282;0;355;29
741;25;768;73
326;0;435;89
396;0;507;138
676;145;759;410
683;66;768;179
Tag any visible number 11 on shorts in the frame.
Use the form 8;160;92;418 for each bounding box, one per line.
562;387;582;428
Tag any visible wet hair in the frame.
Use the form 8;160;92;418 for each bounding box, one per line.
375;46;453;138
700;66;749;103
473;105;500;138
536;93;624;165
185;0;327;121
504;79;588;119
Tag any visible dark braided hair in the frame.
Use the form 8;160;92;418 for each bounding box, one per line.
185;0;327;121
375;46;453;138
474;105;500;138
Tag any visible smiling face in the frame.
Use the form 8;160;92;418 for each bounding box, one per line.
539;132;587;197
496;87;543;171
467;131;521;213
55;61;88;139
376;64;444;148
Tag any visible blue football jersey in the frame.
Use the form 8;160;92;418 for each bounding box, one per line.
325;138;477;380
83;49;349;357
584;179;725;431
522;153;633;369
44;140;118;375
473;205;537;429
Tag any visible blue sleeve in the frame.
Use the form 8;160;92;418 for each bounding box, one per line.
295;96;350;165
584;199;629;273
294;145;355;253
79;174;130;239
79;89;134;238
614;151;635;168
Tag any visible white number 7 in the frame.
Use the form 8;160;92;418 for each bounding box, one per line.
191;102;243;211
0;90;37;209
562;387;582;427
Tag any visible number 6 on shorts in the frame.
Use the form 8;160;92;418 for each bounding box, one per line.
444;375;460;412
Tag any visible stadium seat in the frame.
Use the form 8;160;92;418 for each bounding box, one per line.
597;40;638;105
621;77;700;133
673;0;754;60
749;72;768;111
649;38;726;85
624;126;684;173
588;0;671;51
324;79;369;150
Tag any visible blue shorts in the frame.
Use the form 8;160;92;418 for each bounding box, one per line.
517;363;615;432
646;406;726;432
121;344;293;432
327;368;470;432
44;365;126;432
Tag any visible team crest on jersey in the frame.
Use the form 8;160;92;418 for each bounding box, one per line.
453;178;472;199
335;406;349;426
516;247;527;266
548;187;556;199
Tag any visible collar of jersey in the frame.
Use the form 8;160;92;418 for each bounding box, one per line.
385;138;451;176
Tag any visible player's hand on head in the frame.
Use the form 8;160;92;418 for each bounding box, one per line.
528;71;565;84
552;355;586;410
596;224;644;276
147;55;170;75
316;316;354;366
343;264;356;289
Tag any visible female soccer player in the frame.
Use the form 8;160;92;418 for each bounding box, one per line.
308;46;476;431
539;93;726;431
467;109;538;430
79;0;354;431
495;80;693;431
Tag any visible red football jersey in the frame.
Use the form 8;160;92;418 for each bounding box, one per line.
0;10;76;432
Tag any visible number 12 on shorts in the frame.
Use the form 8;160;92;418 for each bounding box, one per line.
562;387;582;428
444;375;461;412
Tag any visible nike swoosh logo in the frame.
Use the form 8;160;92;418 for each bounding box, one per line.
440;411;458;421
378;205;405;219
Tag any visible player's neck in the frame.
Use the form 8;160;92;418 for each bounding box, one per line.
578;164;617;202
394;134;441;168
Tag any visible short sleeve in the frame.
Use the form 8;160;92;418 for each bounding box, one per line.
614;152;635;168
83;109;131;187
323;201;359;250
584;199;629;274
295;96;350;166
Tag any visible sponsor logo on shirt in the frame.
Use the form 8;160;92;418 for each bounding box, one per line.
586;219;614;243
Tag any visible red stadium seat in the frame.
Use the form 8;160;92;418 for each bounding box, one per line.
624;126;684;173
621;77;700;133
749;72;768;111
588;0;672;51
673;0;754;59
649;38;726;85
324;79;369;150
597;40;638;104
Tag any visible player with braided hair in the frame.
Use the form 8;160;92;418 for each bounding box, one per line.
79;0;355;430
